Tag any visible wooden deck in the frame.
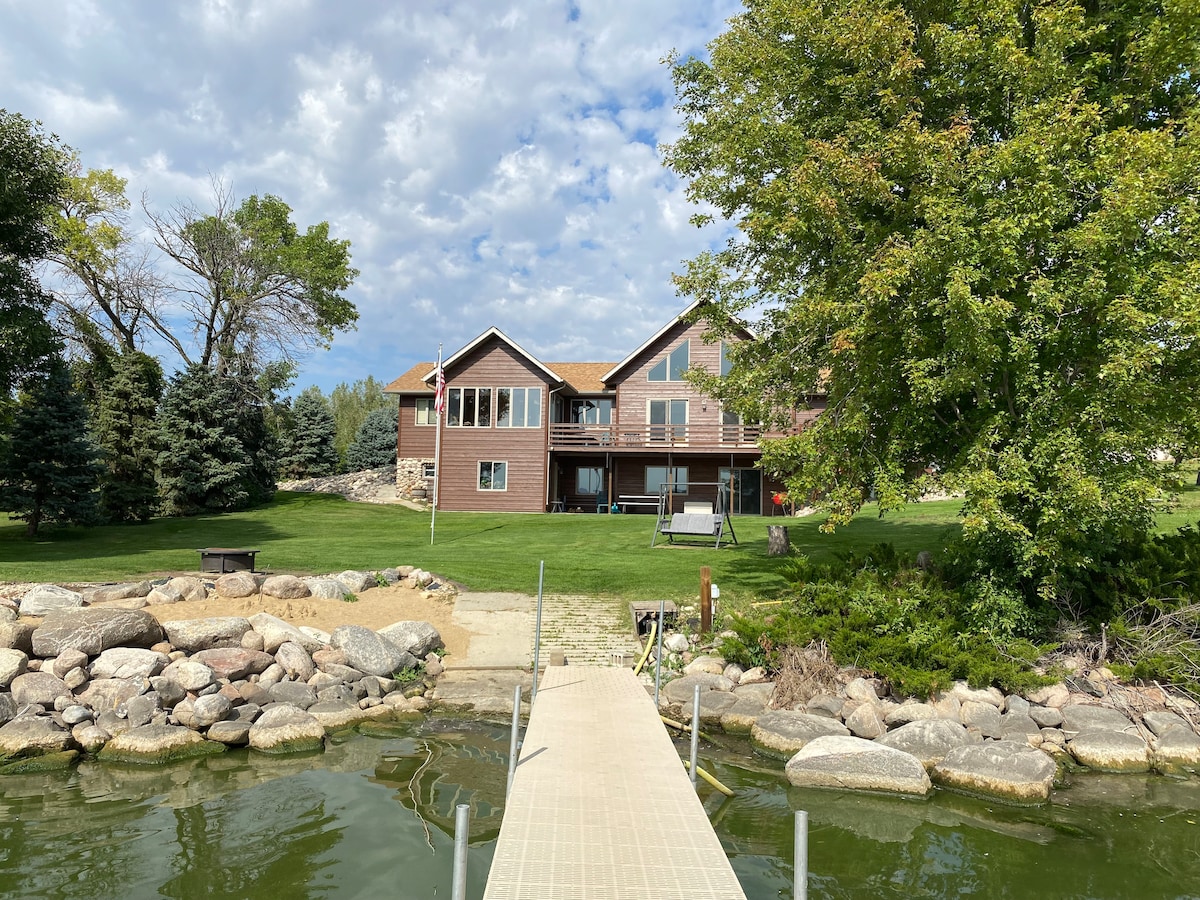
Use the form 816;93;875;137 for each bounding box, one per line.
483;666;747;899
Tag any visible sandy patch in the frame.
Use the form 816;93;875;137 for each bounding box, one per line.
147;583;471;661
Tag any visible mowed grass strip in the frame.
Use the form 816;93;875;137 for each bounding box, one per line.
3;486;1198;602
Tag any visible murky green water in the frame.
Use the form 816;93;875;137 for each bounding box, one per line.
0;721;1197;899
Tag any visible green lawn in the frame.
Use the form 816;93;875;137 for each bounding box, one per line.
3;485;1198;602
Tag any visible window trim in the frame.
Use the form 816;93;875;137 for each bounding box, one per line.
415;397;436;426
496;386;543;428
447;387;493;427
477;460;508;492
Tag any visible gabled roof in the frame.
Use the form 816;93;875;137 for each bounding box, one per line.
422;327;565;385
600;299;703;383
383;362;436;395
548;363;615;394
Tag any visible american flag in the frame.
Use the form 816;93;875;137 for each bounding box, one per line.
433;364;445;415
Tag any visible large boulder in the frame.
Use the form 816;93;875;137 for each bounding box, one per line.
878;719;977;769
162;617;252;652
166;576;209;602
1154;727;1200;773
0;693;16;726
378;621;443;658
1143;711;1192;737
719;695;768;735
99;724;225;764
960;700;1003;738
76;677;150;713
192;695;233;728
884;702;940;728
0;648;28;688
307;700;392;730
261;575;311;600
275;642;315;682
190;648;275;681
90;648;170;680
751;710;849;758
85;582;153;604
0;623;35;654
161;660;217;692
785;735;932;795
844;703;887;740
336;570;376;594
215;572;259;599
1068;732;1151;772
267;681;318;709
932;741;1058;802
663;673;735;705
1060;704;1135;736
32;608;164;656
330;625;417;677
11;671;71;707
249;612;321;653
19;585;84;617
306;578;349;600
207;721;252;745
0;717;74;756
248;705;326;754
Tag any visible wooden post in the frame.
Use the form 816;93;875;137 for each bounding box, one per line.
767;525;790;557
700;565;712;634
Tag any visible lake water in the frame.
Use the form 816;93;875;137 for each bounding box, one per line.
1;719;1197;899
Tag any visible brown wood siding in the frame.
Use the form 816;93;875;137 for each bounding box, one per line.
397;395;437;457
434;337;553;512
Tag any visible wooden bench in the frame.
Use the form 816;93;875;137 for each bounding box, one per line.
617;494;659;514
197;548;260;574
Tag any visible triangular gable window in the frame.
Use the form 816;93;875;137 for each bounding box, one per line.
648;340;689;382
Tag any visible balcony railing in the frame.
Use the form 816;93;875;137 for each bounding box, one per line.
548;422;763;450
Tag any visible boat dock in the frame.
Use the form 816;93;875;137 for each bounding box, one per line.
482;665;747;899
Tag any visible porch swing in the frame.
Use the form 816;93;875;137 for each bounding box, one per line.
650;482;738;549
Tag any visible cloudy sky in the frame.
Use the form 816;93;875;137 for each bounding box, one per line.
0;0;743;394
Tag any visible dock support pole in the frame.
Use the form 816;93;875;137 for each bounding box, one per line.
794;809;809;900
700;565;712;634
452;803;470;900
689;684;701;788
507;684;521;798
653;598;665;710
532;560;545;702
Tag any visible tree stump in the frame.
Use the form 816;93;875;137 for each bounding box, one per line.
767;525;790;557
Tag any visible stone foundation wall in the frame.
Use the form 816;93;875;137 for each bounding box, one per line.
396;457;434;498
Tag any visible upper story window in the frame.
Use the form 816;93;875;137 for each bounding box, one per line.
496;387;543;428
415;398;436;425
447;388;492;426
570;398;612;425
720;341;733;377
647;340;689;382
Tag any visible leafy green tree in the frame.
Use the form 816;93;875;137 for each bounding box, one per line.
667;0;1200;604
0;109;68;404
156;364;274;515
93;351;164;522
345;405;398;472
145;184;359;374
278;386;338;479
328;376;391;467
0;360;101;535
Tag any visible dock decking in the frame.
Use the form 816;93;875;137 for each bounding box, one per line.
483;666;747;899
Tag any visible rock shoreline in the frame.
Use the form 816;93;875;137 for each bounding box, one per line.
0;568;449;771
653;650;1200;802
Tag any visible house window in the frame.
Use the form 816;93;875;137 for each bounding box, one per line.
648;399;688;441
448;388;492;426
416;398;436;425
645;466;687;494
720;341;733;377
422;463;436;478
570;398;612;425
647;340;689;381
576;466;603;495
496;387;543;428
478;461;507;491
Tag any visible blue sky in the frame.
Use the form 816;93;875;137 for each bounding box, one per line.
0;0;742;394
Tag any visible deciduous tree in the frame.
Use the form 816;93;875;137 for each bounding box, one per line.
667;0;1200;603
328;376;391;467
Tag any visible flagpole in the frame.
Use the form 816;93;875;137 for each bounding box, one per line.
430;344;444;545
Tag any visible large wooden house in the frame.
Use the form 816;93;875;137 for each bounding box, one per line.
383;301;822;514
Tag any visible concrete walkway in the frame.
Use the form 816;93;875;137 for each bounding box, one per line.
483;666;747;899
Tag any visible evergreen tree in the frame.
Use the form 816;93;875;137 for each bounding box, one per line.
278;387;338;479
345;406;399;472
0;359;101;536
156;364;274;515
328;376;391;468
93;351;163;522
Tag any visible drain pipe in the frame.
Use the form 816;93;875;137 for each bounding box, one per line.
653;598;665;710
451;803;470;900
531;560;545;703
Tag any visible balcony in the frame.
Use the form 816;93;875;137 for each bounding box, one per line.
548;422;763;451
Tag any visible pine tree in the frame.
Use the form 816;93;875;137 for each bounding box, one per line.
0;360;101;536
345;406;399;472
157;364;255;513
93;351;163;522
278;387;339;479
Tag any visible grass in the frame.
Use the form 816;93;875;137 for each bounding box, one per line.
3;485;1198;603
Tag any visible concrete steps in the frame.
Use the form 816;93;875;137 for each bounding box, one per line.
535;594;639;667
